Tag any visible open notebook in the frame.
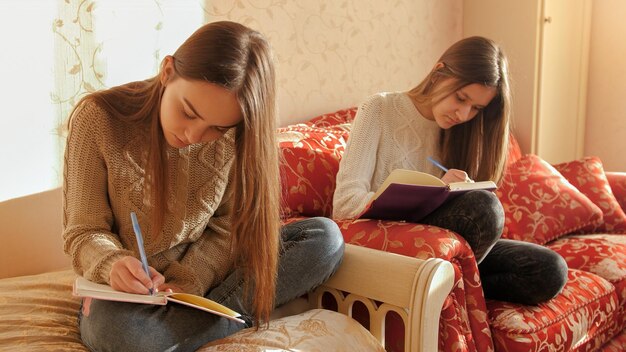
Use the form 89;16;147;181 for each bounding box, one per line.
359;169;497;222
73;276;245;323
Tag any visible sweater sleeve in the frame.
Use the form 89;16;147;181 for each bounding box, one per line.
332;95;384;219
162;175;235;296
62;102;133;284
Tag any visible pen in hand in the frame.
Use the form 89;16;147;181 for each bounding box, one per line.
130;211;154;295
427;156;474;183
427;156;449;173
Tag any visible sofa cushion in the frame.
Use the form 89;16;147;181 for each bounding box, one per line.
497;154;603;245
554;157;626;234
202;309;385;351
548;234;626;305
0;270;86;352
303;107;357;130
487;269;620;352
607;172;626;212
278;126;349;218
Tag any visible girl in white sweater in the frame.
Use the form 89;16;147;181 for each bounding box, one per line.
334;36;567;305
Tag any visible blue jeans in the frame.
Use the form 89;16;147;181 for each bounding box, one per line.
422;190;568;305
78;217;344;352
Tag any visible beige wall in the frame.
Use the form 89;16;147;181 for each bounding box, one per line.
585;0;626;171
204;0;462;126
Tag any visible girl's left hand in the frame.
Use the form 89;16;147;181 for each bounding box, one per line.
441;169;473;184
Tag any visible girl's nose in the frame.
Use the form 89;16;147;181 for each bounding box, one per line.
456;104;472;122
185;128;204;144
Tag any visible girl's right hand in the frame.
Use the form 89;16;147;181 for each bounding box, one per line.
441;168;472;184
109;256;165;294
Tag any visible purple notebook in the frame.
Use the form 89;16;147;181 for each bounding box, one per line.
359;182;496;222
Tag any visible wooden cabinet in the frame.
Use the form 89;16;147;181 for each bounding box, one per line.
463;0;592;164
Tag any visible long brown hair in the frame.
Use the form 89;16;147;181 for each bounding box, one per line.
408;36;511;182
67;21;280;325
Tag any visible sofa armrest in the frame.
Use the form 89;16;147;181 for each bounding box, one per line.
309;243;454;352
607;172;626;212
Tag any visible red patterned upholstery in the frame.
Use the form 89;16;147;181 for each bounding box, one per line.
278;107;626;352
488;269;620;352
554;157;626;234
497;154;603;245
607;172;626;223
278;126;348;218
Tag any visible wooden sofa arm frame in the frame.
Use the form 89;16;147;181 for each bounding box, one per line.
309;243;454;352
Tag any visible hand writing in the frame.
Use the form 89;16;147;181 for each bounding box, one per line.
109;256;165;294
441;169;473;184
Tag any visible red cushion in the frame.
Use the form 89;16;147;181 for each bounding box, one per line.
607;172;626;213
278;126;348;218
554;157;626;234
548;234;626;307
488;269;620;352
303;107;357;129
497;154;603;245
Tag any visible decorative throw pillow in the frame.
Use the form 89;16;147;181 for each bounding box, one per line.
497;154;603;245
554;157;626;233
607;172;626;213
304;107;357;130
278;126;348;218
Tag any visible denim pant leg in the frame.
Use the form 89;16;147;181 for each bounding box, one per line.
420;190;503;263
79;297;246;352
478;239;568;305
79;217;344;352
207;216;345;319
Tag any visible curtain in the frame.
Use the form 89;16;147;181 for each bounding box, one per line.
0;0;203;201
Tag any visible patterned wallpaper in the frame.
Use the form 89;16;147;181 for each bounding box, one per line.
203;0;462;126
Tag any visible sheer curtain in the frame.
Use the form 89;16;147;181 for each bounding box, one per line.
0;0;203;202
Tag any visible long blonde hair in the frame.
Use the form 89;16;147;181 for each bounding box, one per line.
408;36;511;182
67;21;280;325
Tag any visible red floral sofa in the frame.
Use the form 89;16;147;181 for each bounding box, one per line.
277;107;626;352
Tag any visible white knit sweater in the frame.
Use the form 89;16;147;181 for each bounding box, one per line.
333;92;442;219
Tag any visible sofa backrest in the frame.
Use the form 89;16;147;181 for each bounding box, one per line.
277;107;527;219
278;108;356;219
0;187;70;279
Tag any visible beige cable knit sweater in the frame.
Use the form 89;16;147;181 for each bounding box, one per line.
63;101;236;296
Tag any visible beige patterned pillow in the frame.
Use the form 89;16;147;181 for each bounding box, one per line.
200;308;385;352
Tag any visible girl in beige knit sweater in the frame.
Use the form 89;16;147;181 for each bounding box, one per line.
64;21;344;351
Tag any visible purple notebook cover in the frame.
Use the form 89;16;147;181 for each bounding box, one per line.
358;183;481;222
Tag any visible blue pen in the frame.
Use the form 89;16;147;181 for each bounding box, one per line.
130;212;154;295
427;156;449;173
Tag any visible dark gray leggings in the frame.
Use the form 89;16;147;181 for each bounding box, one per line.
421;190;568;305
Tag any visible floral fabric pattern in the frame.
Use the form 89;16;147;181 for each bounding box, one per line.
607;172;626;219
554;157;626;233
496;154;603;245
278;126;349;218
487;269;620;352
336;218;494;352
201;309;385;352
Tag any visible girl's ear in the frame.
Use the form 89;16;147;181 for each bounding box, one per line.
430;62;445;85
160;56;175;86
